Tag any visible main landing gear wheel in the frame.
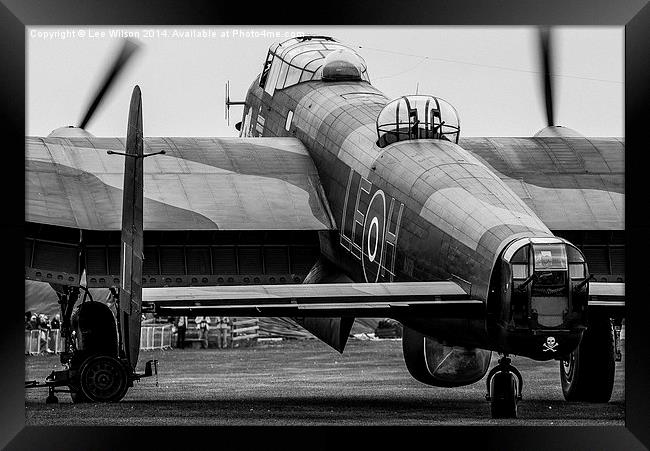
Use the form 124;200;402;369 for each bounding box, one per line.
485;356;523;418
79;355;129;402
560;316;615;402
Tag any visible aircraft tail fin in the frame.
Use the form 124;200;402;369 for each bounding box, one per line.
116;85;144;371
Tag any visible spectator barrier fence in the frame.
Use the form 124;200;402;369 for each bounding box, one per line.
140;325;173;350
25;325;172;355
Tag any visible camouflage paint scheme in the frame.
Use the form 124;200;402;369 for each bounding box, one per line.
242;77;623;304
26;137;333;231
24;37;624;360
233;39;622;357
459;137;623;230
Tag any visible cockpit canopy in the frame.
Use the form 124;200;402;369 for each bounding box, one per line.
321;49;365;81
259;36;370;96
376;95;460;148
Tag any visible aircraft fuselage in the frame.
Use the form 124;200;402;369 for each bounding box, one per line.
241;76;587;359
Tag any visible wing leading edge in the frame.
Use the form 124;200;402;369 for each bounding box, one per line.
142;281;484;318
143;280;625;317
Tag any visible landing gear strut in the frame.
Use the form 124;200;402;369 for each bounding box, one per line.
485;355;523;418
53;284;80;368
25;286;158;403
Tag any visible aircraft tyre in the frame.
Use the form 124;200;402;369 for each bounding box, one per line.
70;389;90;403
79;355;129;402
490;370;518;418
68;374;90;403
560;315;615;402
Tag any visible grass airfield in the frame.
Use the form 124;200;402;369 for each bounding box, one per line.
25;338;624;426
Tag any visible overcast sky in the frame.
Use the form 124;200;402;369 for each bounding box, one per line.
26;26;623;138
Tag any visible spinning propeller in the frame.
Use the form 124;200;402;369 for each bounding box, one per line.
539;26;555;128
48;38;141;137
534;27;582;138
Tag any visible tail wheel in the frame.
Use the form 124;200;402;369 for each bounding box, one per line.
79;355;129;402
560;316;615;402
490;371;519;418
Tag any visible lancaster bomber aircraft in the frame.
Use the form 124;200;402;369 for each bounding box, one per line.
25;31;624;418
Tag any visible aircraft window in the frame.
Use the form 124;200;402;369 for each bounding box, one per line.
263;36;371;91
512;264;529;280
299;71;313;83
532;243;567;271
256;114;265;135
503;238;530;262
398;98;410;125
265;59;282;95
320;49;367;81
240;108;250;137
377;95;461;148
285;66;302;87
287;51;316;68
532;271;567;291
565;244;586;263
259;52;274;89
285;110;293;131
304;56;325;73
276;62;290;90
284;43;328;61
283;43;331;61
510;245;529;263
569;263;586;279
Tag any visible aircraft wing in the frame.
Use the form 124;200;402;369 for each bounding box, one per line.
588;282;625;316
26;136;335;231
459;137;624;230
142;281;484;318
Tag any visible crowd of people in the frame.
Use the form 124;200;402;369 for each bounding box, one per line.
172;316;231;349
25;311;236;353
24;311;60;353
25;311;60;331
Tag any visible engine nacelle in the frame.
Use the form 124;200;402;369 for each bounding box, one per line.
402;326;491;387
70;301;119;359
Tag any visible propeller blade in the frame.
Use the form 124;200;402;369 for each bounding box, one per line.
79;38;141;130
538;26;554;127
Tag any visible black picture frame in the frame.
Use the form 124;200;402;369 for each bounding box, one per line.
2;0;648;449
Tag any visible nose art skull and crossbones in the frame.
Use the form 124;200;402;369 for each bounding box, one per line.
543;336;558;352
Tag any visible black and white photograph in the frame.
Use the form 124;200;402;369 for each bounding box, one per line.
3;2;647;446
22;24;627;425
